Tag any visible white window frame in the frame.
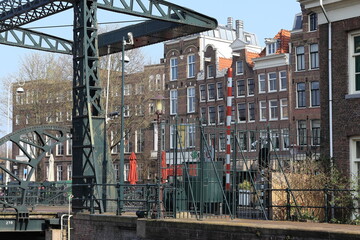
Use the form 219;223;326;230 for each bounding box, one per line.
110;131;118;154
279;71;287;91
237;103;246;122
113;163;119;181
311;120;321;146
124;163;129;182
282;129;290;150
124;105;130;117
66;134;72;155
237;79;245;97
268;72;277;92
66;111;72;121
310;44;319;69
217;82;223;100
208;106;216;125
170;57;178;81
187;87;195;113
155;74;162;91
218;105;225;124
15;115;20;125
259;100;267;121
270;130;280;150
207;65;215;78
269;100;278;121
258;74;266;93
67;164;72;180
170;89;178;115
135;129;144;153
267;42;277;55
170;125;176;149
309;13;318;32
248;102;255;122
236;60;244;75
207;83;215;101
348;31;360;95
135;84;144;95
56;165;63;181
249;131;257;152
187;124;195;148
149;75;155;91
247;79;254;96
124;84;131;96
297;82;306;108
310;81;320;107
298;120;307;146
187;54;196;78
199;84;206;102
349;137;360;189
135;105;144;116
296;46;305;71
124;132;131;153
149;103;155;115
280;98;288;120
56;135;64;156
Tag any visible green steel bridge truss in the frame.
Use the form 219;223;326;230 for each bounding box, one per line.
0;0;217;214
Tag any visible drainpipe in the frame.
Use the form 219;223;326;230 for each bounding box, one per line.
319;0;333;161
320;0;335;221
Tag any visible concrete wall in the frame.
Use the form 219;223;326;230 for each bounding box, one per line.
72;214;139;240
72;213;360;240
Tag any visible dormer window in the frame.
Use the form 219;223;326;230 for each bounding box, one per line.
309;13;317;32
207;65;214;78
265;38;277;55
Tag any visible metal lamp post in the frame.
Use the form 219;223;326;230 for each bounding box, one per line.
118;32;133;215
5;83;25;184
152;95;166;218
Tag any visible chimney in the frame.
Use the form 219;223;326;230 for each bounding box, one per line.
227;17;233;29
236;20;244;40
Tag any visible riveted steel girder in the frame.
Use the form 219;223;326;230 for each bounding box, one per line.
0;125;70;218
96;0;216;28
0;0;71;32
0;27;72;54
72;0;109;213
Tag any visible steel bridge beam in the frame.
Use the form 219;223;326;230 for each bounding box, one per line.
98;19;206;56
0;27;72;54
0;0;216;32
96;0;216;29
0;0;71;32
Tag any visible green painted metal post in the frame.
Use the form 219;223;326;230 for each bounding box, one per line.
199;120;204;219
118;36;125;215
232;126;237;219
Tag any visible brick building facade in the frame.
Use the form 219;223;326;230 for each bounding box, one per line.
300;0;360;181
12;64;165;183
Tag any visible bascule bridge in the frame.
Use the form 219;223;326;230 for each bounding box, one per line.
0;0;216;233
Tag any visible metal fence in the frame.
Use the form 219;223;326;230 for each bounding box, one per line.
1;122;359;224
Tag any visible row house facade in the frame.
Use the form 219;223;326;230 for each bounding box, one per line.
299;0;360;182
162;15;322;170
11;64;165;183
163;19;261;164
290;4;321;155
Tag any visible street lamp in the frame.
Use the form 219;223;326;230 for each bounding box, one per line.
152;95;166;218
5;83;25;184
118;32;133;215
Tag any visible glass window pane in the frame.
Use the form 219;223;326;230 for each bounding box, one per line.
310;44;318;52
356;74;360;91
354;36;360;53
356;141;360;158
296;46;304;54
356;56;360;72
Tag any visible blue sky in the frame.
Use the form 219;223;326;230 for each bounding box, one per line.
0;0;301;79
